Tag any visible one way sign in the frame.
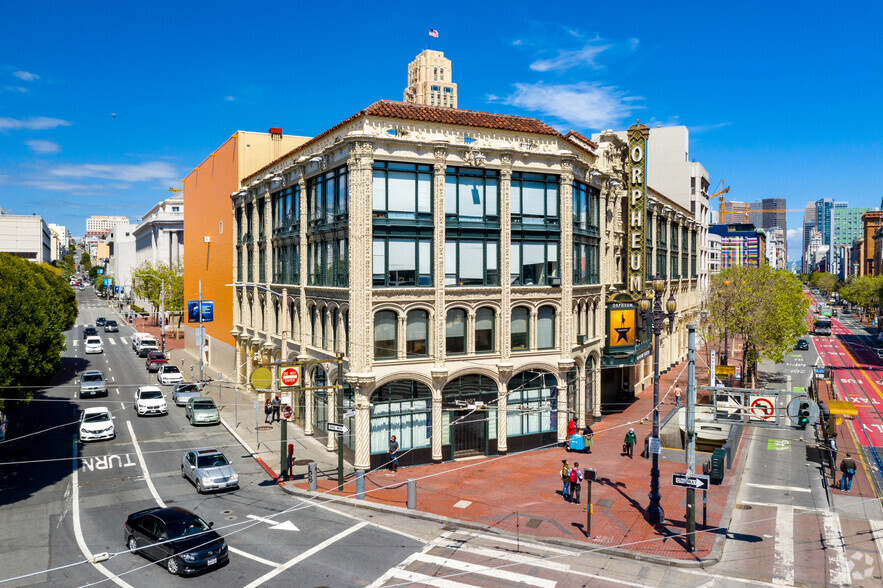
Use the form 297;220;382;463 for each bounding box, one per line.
672;473;710;490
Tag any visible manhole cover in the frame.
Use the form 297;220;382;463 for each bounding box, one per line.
596;499;613;508
221;510;232;514
526;519;542;529
225;516;237;520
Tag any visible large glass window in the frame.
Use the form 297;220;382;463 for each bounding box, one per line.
537;306;556;349
572;180;600;232
510;241;559;286
671;223;679;279
506;370;557;437
372;162;432;219
308;166;348;227
372;238;432;287
511;307;529;351
444;239;498;286
444;167;499;223
374;310;397;360
511;172;559;224
406;310;429;357
656;216;667;279
370;380;432;454
475;307;495;353
445;308;467;355
258;200;265;237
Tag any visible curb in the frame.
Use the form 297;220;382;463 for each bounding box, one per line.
219;416;285;486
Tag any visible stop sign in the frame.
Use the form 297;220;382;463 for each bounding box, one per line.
280;366;300;387
282;405;293;419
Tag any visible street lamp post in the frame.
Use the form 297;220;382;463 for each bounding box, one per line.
639;275;677;525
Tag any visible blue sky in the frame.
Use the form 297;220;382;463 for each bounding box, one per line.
1;1;881;261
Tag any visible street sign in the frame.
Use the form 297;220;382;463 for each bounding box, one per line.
749;395;776;421
327;422;348;434
280;366;301;387
715;365;736;376
672;473;711;490
187;300;214;323
648;437;661;454
250;367;273;390
343;409;355;419
282;405;293;419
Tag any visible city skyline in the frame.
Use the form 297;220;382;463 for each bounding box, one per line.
1;1;882;262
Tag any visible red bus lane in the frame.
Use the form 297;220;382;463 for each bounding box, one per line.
813;319;883;448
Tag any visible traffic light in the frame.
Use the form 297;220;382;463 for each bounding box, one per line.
798;401;810;428
787;396;820;428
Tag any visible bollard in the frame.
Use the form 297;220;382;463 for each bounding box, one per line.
308;462;317;492
355;470;365;499
407;479;417;509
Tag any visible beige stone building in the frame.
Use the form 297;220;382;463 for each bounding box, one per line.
231;101;705;472
403;50;457;108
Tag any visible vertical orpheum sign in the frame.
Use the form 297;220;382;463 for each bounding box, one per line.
627;122;649;298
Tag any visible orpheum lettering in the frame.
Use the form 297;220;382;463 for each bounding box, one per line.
626;122;649;298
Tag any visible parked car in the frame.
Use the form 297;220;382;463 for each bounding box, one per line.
96;317;106;327
145;351;168;372
795;338;809;351
79;370;107;397
173;382;204;406
124;506;228;576
85;336;103;354
181;449;239;493
136;336;159;358
185;397;220;426
157;365;184;386
134;386;168;416
104;320;118;333
83;326;98;339
79;407;115;442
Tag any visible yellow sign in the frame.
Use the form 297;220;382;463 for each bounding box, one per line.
609;308;636;347
250;367;273;390
715;365;736;375
626;121;649;296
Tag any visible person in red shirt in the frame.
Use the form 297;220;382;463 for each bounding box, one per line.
567;418;576;441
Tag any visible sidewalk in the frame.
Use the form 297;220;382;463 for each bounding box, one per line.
150;312;743;564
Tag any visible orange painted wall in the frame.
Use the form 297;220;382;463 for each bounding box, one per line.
183;134;240;347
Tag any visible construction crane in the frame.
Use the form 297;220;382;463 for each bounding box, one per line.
168;187;183;196
714;181;803;221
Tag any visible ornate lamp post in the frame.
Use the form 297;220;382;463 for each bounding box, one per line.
638;275;677;525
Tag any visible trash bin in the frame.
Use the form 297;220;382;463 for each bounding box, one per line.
710;448;726;484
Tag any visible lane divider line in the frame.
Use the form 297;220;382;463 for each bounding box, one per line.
125;421;165;508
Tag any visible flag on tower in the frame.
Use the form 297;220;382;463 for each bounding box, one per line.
428;28;439;38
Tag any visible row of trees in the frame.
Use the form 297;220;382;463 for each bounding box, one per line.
706;265;809;387
131;260;184;327
0;253;78;408
805;271;840;294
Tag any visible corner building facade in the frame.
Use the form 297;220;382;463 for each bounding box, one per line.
231;102;703;471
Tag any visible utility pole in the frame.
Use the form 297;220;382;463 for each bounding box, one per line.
198;279;204;381
685;323;697;552
337;352;344;491
160;279;166;353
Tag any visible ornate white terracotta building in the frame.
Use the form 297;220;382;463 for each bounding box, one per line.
231;101;706;471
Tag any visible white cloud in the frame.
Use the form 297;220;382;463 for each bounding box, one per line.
25;139;60;154
530;41;612;72
224;95;235;102
13;71;39;81
500;82;642;130
787;228;804;253
48;161;179;183
0;116;72;130
4;86;28;93
18;179;130;195
690;122;732;134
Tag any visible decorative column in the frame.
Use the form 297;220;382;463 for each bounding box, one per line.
430;368;448;462
559;162;574;359
499;155;513;360
301;354;314;435
281;288;289;361
231;330;240;384
297;171;309;358
577;369;586;429
326;365;337;452
592;355;602;418
263;191;273;285
496;363;513;454
345;142;374;373
529;307;538;351
433;146;447;367
346;374;375;471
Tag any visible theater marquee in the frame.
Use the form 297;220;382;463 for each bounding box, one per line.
627;122;649;298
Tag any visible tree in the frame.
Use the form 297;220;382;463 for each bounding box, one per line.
131;260;184;326
707;265;809;387
839;275;883;311
809;271;839;293
0;254;78;407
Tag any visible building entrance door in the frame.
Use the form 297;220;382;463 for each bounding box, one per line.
451;409;487;459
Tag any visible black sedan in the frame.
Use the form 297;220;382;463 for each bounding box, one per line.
96;317;106;326
795;338;809;351
104;320;118;332
124;506;228;575
83;326;98;339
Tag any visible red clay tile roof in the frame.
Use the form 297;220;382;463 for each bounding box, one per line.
246;100;578;182
564;130;599;149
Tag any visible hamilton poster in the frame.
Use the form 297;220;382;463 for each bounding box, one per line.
609;305;636;347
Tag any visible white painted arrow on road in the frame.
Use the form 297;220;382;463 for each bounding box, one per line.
246;514;299;531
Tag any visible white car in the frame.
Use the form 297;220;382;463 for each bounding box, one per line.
134;386;168;416
157;365;184;386
79;407;115;442
85;336;103;354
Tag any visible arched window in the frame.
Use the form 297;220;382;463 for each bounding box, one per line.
311;306;318;347
537;306;556;349
511;307;529;350
320;307;327;349
475;307;495;353
446;308;467;354
331;308;339;352
374;311;397;359
406;310;429;357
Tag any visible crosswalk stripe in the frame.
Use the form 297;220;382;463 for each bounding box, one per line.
432;541;571;571
120;336;128;344
870;520;883;577
383;570;477;588
411;552;557;587
823;510;851;587
108;338;116;345
73;340;78;347
463;531;580;556
773;504;794;585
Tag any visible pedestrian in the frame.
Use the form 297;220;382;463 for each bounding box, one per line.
264;399;272;423
829;437;837;466
569;462;583;505
624;428;637;458
560;459;570;501
674;382;682;407
840;453;857;491
567;418;576;441
584;426;594;454
271;394;281;422
388;435;399;472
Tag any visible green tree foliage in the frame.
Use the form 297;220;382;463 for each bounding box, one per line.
0;255;78;407
839;276;883;309
707;265;809;387
809;271;839;293
132;260;184;324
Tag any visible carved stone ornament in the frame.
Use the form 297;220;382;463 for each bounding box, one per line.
496;363;515;379
557;359;576;371
430;368;449;385
344;373;376;390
